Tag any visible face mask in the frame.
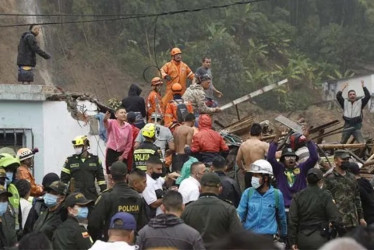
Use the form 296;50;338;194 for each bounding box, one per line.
0;202;8;216
5;172;13;185
74;147;83;155
251;176;262;189
151;172;163;180
340;161;350;170
76;206;89;219
43;193;58;208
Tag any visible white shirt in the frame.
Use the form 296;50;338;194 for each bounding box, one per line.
89;240;136;250
178;176;200;204
20;198;32;229
142;174;165;215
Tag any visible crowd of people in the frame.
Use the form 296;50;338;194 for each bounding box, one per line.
9;24;374;249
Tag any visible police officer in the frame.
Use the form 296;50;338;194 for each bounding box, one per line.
289;168;341;250
133;124;162;171
52;192;93;250
33;181;68;240
88;161;147;241
61;136;106;200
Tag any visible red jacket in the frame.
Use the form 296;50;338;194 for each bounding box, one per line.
191;114;229;153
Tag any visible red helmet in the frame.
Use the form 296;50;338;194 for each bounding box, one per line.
170;48;182;56
151;77;163;86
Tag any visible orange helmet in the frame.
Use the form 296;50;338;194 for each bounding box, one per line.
151;77;163;86
171;83;183;94
170;48;182;56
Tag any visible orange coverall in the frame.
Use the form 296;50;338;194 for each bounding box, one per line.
146;90;163;121
16;165;43;197
161;60;194;109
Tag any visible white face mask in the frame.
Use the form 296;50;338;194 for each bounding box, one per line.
74;147;83;155
251;176;262;189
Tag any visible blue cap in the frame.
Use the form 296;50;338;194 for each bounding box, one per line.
110;212;136;231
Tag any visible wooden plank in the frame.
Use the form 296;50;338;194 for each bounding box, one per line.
309;120;340;134
220;79;288;111
317;143;366;149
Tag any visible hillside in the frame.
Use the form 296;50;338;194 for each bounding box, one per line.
1;0;374;137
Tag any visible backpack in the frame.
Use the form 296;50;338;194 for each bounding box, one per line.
175;100;188;122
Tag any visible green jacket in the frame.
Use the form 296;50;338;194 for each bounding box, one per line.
0;205;17;248
324;169;363;228
288;185;341;246
33;204;67;240
61;153;106;200
181;193;242;249
52;216;92;250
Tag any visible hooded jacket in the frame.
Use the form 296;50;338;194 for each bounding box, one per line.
237;186;287;236
137;214;205;250
122;84;146;118
182;83;216;114
17;31;50;67
267;141;318;207
191;115;228;153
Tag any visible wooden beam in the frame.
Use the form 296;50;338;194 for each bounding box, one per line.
317;143;366;149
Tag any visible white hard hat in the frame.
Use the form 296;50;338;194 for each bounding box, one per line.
249;159;273;175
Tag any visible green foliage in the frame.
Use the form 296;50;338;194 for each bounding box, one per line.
42;0;374;111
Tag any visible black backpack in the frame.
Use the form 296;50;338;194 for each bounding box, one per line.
176;100;188;123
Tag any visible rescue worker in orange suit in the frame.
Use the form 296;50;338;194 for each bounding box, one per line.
146;77;163;122
161;48;194;110
164;83;194;128
191;114;229;165
16;148;43;197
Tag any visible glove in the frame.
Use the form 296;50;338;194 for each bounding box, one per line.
165;75;172;81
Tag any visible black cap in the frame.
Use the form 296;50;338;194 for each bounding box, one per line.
307;168;323;181
65;192;93;207
200;173;221;187
280;148;299;161
348;162;360;175
334;150;350;159
110;161;128;176
42;173;60;189
48;181;68;195
0;185;12;197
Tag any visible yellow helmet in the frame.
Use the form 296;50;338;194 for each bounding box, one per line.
142;123;156;139
72;135;89;147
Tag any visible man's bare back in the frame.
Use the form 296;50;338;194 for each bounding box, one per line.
173;124;194;154
236;137;269;171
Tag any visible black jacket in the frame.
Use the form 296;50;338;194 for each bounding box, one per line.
357;177;374;225
52;216;92;250
17;31;50;67
88;182;147;241
215;171;241;207
23;198;48;235
122;84;146;117
137;214;205;250
181;193;242;249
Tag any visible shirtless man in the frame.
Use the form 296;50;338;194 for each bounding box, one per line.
236;123;269;188
172;113;195;172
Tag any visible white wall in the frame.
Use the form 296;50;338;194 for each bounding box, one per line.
42;101;106;181
0;100;106;183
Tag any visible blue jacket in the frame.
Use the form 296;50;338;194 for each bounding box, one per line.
237;186;287;236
